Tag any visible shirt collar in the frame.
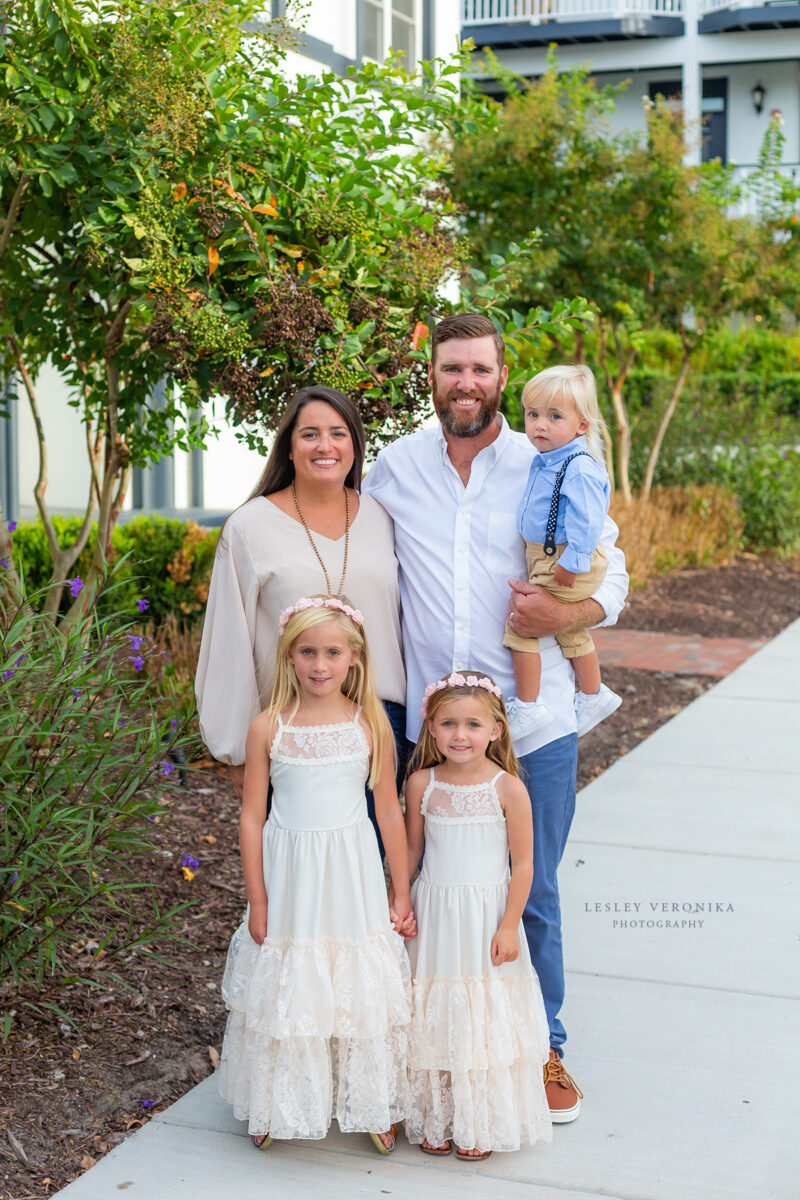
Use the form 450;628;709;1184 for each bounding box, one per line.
435;413;510;465
537;434;588;470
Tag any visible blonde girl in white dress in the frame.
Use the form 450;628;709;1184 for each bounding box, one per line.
403;673;552;1160
218;596;414;1154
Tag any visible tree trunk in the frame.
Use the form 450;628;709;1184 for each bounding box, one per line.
6;336;97;615
641;349;692;502
597;319;635;503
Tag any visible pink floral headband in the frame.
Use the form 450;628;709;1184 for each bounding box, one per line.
421;673;503;718
279;596;363;632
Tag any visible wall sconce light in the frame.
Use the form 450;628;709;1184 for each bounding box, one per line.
751;82;766;115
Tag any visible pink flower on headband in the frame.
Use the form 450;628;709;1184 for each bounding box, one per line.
279;596;364;631
421;673;503;718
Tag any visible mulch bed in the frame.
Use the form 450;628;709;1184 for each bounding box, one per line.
2;555;799;1199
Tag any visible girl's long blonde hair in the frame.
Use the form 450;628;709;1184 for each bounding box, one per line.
409;676;520;778
268;598;393;788
522;363;608;464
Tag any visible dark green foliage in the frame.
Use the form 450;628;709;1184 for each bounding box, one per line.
9;516;219;626
0;580;193;1001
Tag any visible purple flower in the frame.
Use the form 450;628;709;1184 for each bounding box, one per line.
136;598;149;613
69;576;83;597
2;670;14;682
169;718;178;732
129;636;143;651
71;688;81;700
10;871;18;886
117;717;128;728
7;521;16;533
128;656;144;672
139;1099;154;1110
181;854;199;870
0;558;7;569
160;761;175;776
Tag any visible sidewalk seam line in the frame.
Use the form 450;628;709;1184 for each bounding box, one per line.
567;968;799;1001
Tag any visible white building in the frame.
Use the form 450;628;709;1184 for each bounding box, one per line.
462;0;800;178
1;1;461;525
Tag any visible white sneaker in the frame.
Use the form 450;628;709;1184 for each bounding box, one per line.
506;697;555;741
574;684;622;737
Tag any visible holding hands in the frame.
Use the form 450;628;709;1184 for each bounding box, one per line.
389;886;417;940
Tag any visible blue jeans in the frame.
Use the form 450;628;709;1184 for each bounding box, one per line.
365;700;408;860
518;732;578;1057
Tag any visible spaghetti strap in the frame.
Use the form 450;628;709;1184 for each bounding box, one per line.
490;769;505;786
420;766;436;817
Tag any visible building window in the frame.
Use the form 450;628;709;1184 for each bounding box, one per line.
648;78;728;165
364;0;383;62
392;0;415;67
361;0;416;68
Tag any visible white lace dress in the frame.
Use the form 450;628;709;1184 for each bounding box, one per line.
406;767;552;1152
218;711;411;1140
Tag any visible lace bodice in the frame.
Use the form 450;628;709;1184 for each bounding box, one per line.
270;709;369;765
267;708;371;832
418;767;509;889
420;767;505;822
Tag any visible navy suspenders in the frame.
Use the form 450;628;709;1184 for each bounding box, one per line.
542;451;593;557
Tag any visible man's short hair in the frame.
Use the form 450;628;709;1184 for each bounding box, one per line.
431;313;505;370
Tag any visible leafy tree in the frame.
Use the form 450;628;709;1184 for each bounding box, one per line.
3;2;584;622
448;60;800;501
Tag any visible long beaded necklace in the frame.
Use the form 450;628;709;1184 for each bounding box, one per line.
291;481;350;597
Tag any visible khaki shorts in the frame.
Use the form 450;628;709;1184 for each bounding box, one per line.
502;542;608;659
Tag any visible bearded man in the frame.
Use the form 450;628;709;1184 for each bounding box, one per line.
363;312;629;1122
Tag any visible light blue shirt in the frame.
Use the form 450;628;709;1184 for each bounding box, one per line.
517;435;611;575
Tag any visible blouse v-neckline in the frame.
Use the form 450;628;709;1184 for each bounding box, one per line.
261;493;363;545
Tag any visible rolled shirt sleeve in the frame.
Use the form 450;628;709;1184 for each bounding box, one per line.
195;521;262;766
559;462;612;575
591;514;629;628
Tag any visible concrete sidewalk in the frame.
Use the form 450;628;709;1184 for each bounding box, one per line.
56;619;800;1200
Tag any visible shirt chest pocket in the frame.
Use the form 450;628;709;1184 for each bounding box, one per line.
485;511;526;577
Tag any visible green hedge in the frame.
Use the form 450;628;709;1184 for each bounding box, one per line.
600;371;800;555
9;516;220;626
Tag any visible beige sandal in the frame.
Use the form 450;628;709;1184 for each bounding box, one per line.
369;1124;398;1154
456;1147;492;1161
420;1139;452;1155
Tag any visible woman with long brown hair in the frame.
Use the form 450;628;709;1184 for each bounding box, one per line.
195;386;406;823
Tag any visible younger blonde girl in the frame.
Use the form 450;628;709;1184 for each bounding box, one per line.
218;595;413;1155
404;673;552;1159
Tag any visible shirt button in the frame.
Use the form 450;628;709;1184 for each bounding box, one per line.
457;623;464;631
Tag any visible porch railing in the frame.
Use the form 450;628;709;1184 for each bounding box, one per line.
463;0;684;23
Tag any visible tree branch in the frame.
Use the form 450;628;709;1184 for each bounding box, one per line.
0;173;30;263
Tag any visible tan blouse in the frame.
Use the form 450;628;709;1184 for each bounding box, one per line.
195;494;405;765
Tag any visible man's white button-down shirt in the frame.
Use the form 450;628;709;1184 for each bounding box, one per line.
363;416;629;758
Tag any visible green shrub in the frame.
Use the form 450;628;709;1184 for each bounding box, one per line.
0;579;194;1000
713;444;800;555
9;517;219;627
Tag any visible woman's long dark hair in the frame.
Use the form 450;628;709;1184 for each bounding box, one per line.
249;386;366;498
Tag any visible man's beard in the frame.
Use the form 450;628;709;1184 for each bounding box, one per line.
432;376;502;439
